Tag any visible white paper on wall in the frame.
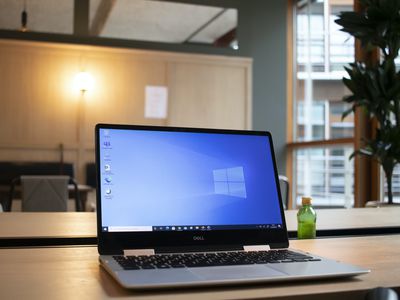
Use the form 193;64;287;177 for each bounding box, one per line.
144;86;168;119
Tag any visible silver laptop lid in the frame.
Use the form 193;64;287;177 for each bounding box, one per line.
95;124;288;254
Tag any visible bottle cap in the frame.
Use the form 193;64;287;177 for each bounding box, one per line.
302;197;312;205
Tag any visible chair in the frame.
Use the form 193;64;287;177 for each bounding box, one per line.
7;175;81;212
279;175;290;210
365;287;399;300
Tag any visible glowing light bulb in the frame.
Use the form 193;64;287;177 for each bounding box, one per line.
74;71;94;93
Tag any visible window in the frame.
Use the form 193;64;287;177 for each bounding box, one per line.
213;167;247;198
290;0;354;208
294;146;354;208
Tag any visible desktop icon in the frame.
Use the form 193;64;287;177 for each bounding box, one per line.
104;164;111;172
105;189;112;195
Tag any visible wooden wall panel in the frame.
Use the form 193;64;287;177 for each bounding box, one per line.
83;56;168;145
0;147;78;167
167;63;249;130
0;44;78;145
0;39;252;182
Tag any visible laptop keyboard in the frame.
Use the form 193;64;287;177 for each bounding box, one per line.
113;250;321;270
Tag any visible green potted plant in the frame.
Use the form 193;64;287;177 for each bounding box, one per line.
335;0;400;204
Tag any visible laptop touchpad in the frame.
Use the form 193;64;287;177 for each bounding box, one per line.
191;265;285;280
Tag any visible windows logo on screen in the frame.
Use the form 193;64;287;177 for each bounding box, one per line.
213;167;247;198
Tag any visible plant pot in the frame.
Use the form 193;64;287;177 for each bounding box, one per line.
365;201;400;208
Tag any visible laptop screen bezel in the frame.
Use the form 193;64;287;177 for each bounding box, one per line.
95;124;289;255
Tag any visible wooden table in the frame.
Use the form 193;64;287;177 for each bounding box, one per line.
0;235;399;299
0;212;97;247
1;207;400;246
285;206;400;237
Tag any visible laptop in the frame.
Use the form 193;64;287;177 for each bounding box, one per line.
95;123;369;289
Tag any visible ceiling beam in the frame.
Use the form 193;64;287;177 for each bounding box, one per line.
90;0;117;36
213;28;236;47
183;8;227;43
74;0;89;36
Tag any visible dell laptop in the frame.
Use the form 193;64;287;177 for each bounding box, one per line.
95;124;369;289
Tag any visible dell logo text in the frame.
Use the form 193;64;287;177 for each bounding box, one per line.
193;236;205;241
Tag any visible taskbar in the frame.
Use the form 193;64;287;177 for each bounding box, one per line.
102;224;282;232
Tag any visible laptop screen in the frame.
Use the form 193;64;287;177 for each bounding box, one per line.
98;127;283;233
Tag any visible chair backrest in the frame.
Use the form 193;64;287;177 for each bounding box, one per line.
6;175;81;212
21;175;70;212
365;287;399;300
279;175;290;210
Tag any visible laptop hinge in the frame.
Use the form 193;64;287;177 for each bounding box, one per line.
243;245;270;251
123;249;155;256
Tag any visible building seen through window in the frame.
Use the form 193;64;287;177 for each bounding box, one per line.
293;0;354;208
294;0;400;207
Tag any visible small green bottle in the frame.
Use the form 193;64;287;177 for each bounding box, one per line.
297;197;317;239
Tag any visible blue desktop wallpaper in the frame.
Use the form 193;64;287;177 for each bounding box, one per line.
99;128;283;228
